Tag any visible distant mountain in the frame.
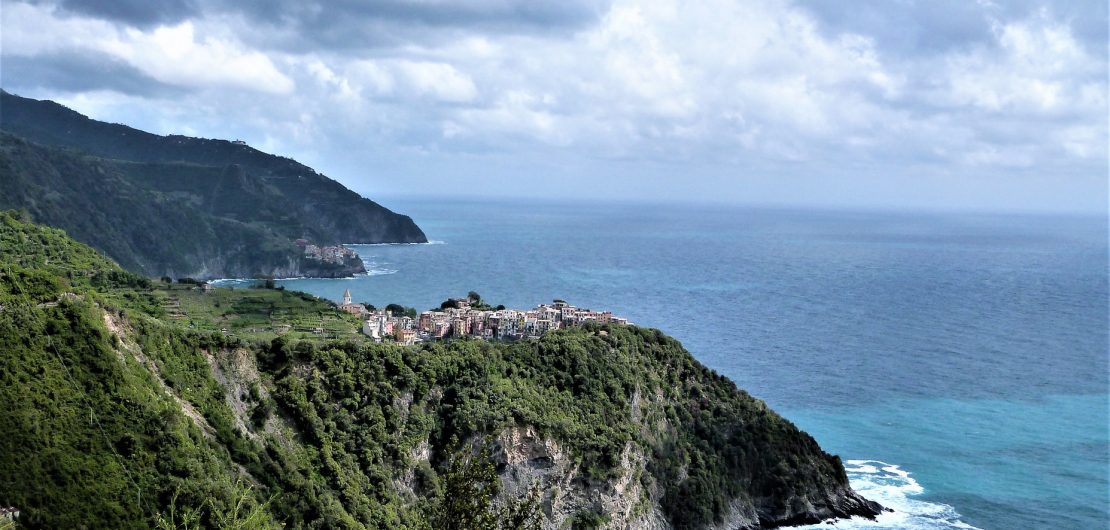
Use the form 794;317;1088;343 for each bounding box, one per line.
0;90;426;279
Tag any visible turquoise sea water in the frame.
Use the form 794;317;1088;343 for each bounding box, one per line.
217;198;1108;529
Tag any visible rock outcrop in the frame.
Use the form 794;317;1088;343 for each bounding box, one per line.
492;426;669;530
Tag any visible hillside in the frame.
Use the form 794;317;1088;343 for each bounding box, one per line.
0;91;425;279
0;213;881;529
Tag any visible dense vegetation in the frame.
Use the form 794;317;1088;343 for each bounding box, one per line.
0;91;425;279
0;212;876;529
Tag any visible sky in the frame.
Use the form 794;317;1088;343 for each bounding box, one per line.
2;0;1107;214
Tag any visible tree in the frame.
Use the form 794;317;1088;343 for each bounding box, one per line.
155;483;278;530
467;291;481;303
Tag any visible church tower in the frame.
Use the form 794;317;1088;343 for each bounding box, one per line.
343;288;352;306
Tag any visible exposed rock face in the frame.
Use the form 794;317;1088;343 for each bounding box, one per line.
490;426;669;530
755;486;882;529
487;425;880;530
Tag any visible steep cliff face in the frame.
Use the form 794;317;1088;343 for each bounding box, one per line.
0;91;425;279
481;418;879;530
492;426;670;530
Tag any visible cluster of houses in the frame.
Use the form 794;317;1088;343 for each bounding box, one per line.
337;290;629;345
295;239;358;265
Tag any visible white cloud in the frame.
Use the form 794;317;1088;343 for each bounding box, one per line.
106;22;294;93
1;3;97;54
415;0;905;162
452;90;570;145
1056;125;1105;159
332;59;479;103
2;2;293;94
942;15;1100;114
393;61;478;103
3;0;1105;211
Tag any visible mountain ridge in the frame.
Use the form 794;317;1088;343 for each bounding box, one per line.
0;90;426;280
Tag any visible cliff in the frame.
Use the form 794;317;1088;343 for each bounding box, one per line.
0;91;425;279
0;212;881;529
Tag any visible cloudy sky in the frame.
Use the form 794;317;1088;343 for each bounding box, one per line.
2;0;1107;213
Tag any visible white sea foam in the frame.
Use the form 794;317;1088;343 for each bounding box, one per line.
846;462;881;474
796;460;980;530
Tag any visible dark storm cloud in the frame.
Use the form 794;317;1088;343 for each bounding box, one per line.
26;0;610;51
1;51;186;97
218;0;610;50
45;0;199;27
231;0;605;29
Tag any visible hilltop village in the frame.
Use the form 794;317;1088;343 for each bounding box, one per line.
295;239;359;264
337;290;630;345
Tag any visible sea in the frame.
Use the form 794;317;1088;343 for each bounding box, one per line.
216;197;1108;529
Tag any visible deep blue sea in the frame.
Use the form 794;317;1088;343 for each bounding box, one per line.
217;198;1108;529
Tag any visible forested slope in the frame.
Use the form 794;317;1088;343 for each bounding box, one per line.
0;212;879;529
0;91;425;279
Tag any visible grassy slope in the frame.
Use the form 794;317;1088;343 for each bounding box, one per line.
159;283;366;343
0;212;868;529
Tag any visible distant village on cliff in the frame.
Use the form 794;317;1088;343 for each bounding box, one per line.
337;290;630;345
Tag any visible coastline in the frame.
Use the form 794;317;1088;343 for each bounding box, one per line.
252;199;1108;529
345;240;447;246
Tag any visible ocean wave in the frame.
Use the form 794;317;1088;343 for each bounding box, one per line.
797;460;980;530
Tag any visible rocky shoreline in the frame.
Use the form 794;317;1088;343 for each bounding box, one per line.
165;250;367;280
756;487;885;528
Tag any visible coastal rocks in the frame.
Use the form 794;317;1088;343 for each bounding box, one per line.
467;378;884;530
292;254;367;279
753;487;884;528
170;251;367;280
705;499;760;530
485;425;881;530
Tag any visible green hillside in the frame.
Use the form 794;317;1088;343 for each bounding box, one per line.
0;212;880;529
0;91;425;279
